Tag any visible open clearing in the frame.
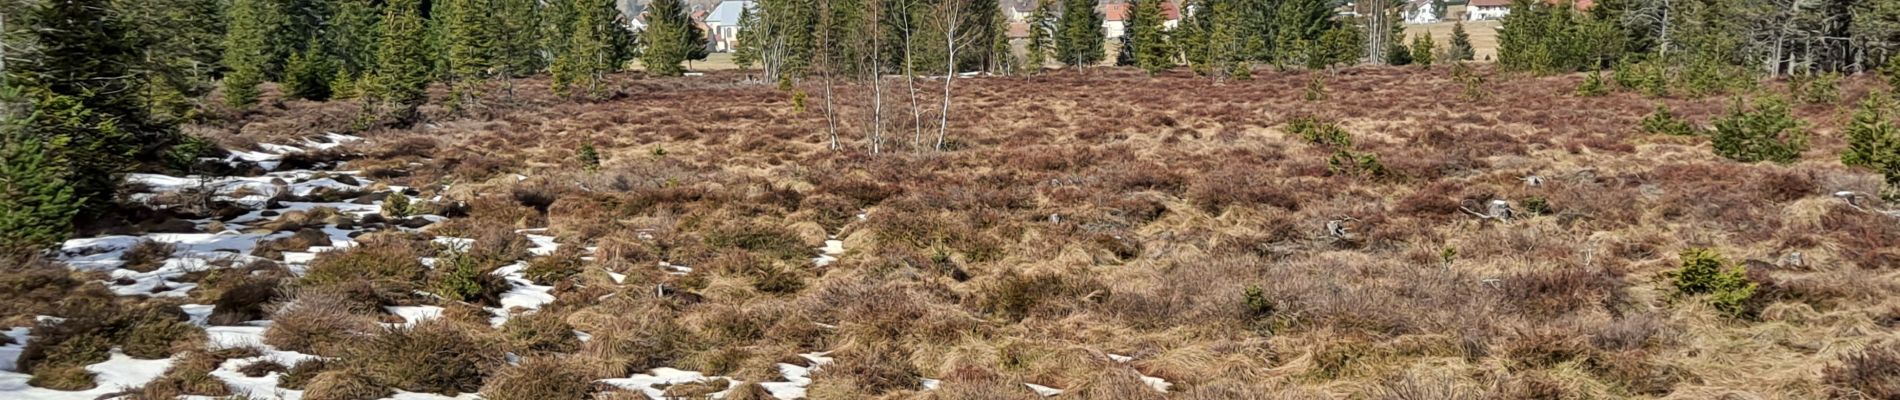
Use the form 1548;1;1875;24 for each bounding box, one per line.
4;66;1899;399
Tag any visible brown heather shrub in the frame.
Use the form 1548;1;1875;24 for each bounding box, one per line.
1585;350;1686;396
1825;342;1900;400
703;220;810;261
478;356;593;400
809;342;920;396
263;288;381;356
1069;367;1166;400
121;316;205;359
279;358;331;390
1187;168;1301;214
299;239;428;289
929;369;1041;400
120;239;178;272
28;364;96;390
302;368;390;400
206;272;284;325
974;268;1105;322
723;382;775;400
1497;266;1626;319
500;310;580;354
345;319;504;395
574;303;695;378
1362;369;1484;400
238;359;288;377
251;228;333;260
130;351;232;398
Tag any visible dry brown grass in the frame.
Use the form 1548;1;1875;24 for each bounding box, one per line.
49;65;1895;397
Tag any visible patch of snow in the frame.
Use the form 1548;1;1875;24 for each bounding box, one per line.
0;351;172;400
1025;383;1064;396
385;306;444;326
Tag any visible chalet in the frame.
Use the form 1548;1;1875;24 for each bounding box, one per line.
1100;1;1180;39
705;0;752;52
1465;0;1508;20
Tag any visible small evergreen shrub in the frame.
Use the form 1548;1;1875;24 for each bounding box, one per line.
1287;116;1351;147
429;248;510;306
1668;248;1756;318
380;194;412;218
1791;73;1840;105
1304;77;1327;101
1640;104;1699;136
1711;97;1807;164
1841;94;1900;200
577;144;600;171
1575;71;1607;97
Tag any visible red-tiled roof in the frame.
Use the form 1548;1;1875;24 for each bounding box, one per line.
1101;1;1180;22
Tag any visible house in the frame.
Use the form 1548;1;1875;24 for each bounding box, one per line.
1465;0;1592;21
705;0;752;52
1465;0;1509;20
617;0;646;30
1404;0;1438;23
1100;1;1180;39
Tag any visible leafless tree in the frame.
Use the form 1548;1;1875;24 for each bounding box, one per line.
934;0;981;150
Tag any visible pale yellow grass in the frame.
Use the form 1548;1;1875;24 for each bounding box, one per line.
1405;19;1502;62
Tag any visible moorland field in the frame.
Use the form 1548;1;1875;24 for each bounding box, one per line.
4;65;1900;400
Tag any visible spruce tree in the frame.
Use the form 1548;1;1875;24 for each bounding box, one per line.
1127;0;1171;74
640;0;695;76
493;0;546;78
367;0;434;110
443;0;499;82
1411;33;1434;67
0;87;81;256
1383;11;1411;66
1447;20;1474;61
222;0;274;107
1273;0;1336;65
1842;94;1900;199
116;0;227;122
1207;0;1246;77
13;0;164;208
1025;0;1054;72
330;0;384;77
1175;0;1211;75
1054;0;1103;68
283;39;338;100
555;0;623;96
734;6;762;70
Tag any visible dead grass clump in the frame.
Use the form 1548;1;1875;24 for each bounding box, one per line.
1361;369;1483;400
206;272;284;325
703;221;811;262
501;310;580;354
238;359;288;377
302;368;390;400
1068;367;1165;400
723;382;775;400
345;319;504;395
974;268;1106;322
27;365;96;390
1824;342;1900;400
478;356;593;400
121;316;205;359
120;239;178;272
574;304;695;378
928;364;1041;400
1497;266;1625;319
1187;169;1301;214
280;359;331;390
263;287;382;356
251;228;333;260
131;351;232;398
809;342;920;396
299;239;428;290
